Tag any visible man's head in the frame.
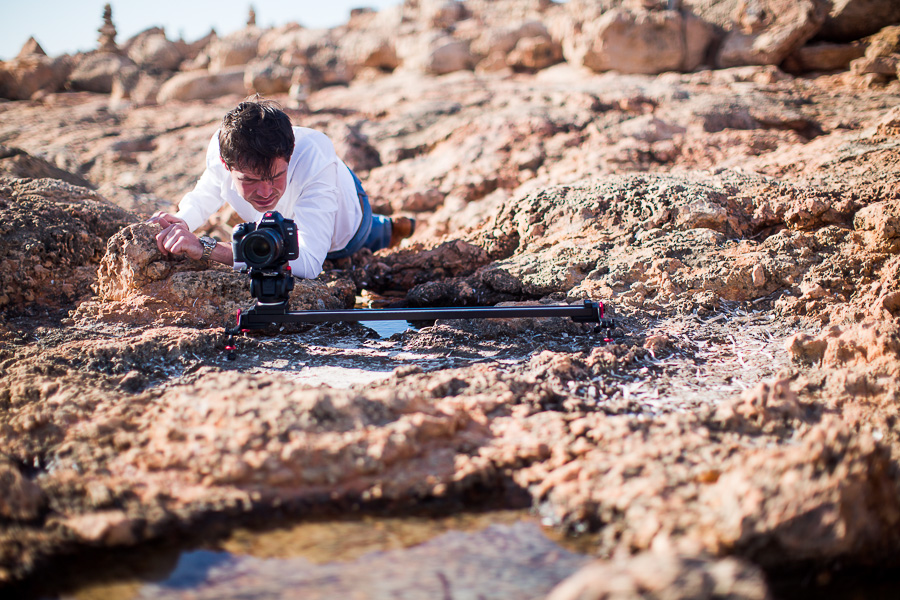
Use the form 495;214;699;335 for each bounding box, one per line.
219;100;294;211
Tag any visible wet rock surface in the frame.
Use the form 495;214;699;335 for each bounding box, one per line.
2;2;900;598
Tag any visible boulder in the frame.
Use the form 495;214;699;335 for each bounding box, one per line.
547;553;770;600
850;54;899;77
717;0;830;67
156;67;246;103
848;25;900;79
208;27;262;72
0;176;135;312
853;200;900;253
245;61;293;95
0;461;45;521
176;30;217;64
126;29;184;71
581;8;714;74
508;35;563;72
864;24;900;58
472;21;563;73
73;223;355;328
783;41;866;72
68;52;137;94
398;32;477;75
422;0;469;29
0;54;72;100
110;66;165;107
339;31;400;73
0;146;93;188
16;37;46;58
426;38;477;75
818;0;900;43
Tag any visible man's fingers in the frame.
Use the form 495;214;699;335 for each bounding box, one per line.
157;223;186;255
157;224;200;260
146;212;186;228
155;228;171;255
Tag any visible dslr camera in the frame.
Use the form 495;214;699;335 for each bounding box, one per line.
232;211;299;270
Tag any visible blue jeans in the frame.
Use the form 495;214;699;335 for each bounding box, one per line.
326;169;392;260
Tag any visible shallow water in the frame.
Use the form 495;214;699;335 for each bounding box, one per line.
358;319;417;338
30;511;591;600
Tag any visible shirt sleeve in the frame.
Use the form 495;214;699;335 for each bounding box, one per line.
287;161;341;279
175;132;228;232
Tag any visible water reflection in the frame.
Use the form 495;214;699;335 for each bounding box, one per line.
39;511;590;600
359;320;416;338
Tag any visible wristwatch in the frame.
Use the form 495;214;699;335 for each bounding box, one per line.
199;236;217;261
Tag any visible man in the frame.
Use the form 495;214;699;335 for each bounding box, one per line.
149;100;413;278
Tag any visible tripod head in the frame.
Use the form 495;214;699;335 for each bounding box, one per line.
247;265;294;308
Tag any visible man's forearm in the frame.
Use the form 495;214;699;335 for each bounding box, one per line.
211;241;234;266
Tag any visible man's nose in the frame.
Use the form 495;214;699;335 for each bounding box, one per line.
257;180;274;195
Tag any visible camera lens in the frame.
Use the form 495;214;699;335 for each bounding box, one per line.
242;229;283;269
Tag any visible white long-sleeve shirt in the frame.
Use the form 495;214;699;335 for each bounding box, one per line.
176;126;363;278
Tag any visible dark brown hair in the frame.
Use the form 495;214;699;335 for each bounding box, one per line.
218;99;294;179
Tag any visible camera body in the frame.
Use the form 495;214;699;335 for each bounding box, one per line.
232;211;299;270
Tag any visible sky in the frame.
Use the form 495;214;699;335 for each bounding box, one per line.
0;0;403;60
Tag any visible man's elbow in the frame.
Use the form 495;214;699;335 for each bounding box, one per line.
289;256;324;280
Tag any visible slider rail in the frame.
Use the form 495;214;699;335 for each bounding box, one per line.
228;299;615;333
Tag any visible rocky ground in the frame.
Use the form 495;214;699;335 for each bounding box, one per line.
2;2;900;599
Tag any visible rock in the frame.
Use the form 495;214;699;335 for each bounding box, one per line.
547;553;771;600
17;37;46;58
0;146;94;188
64;510;137;545
109;66;164;107
74;222;355;328
245;61;293;95
68;52;137;94
0;54;73;100
580;7;714;74
426;37;477;75
398;32;477;75
865;25;900;58
423;0;468;29
208;27;262;72
125;29;184;71
818;0;900;43
177;31;217;71
703;417;900;564
260;26;357;88
853;200;900;253
0;461;45;520
787;331;828;364
850;55;899;77
848;24;900;79
339;31;400;73
783;41;866;72
472;21;563;73
156;67;246;103
717;0;830;68
0;176;135;312
508;34;564;73
303;118;382;174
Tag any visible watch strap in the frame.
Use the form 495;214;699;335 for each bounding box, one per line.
199;236;216;261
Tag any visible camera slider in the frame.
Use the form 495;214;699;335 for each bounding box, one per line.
226;299;615;334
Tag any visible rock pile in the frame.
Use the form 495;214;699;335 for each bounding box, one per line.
0;169;134;314
3;0;899;103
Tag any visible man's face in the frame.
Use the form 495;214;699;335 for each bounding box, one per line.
227;158;289;212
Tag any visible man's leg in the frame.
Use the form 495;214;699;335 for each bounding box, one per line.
327;168;415;260
361;214;414;252
389;216;415;248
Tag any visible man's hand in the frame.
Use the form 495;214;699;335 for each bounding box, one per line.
147;212;202;260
